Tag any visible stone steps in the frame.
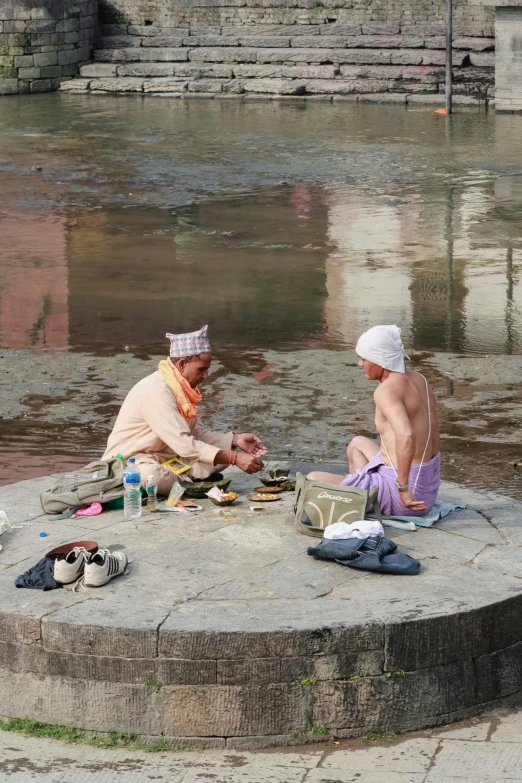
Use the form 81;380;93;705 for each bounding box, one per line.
95;32;495;52
92;46;492;68
67;55;493;101
79;62;491;84
60;22;495;101
99;22;495;39
61;75;494;103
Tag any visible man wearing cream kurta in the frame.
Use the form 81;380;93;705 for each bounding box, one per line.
102;326;267;494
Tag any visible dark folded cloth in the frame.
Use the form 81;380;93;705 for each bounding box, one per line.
307;535;420;576
309;536;397;562
344;551;421;575
15;557;60;590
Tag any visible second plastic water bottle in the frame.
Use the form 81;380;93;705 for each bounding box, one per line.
146;474;158;512
123;457;142;520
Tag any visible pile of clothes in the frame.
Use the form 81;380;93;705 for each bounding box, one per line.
307;520;420;575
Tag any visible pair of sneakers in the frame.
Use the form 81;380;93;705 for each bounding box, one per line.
54;546;128;590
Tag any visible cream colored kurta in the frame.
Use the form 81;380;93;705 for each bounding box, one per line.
102;372;233;472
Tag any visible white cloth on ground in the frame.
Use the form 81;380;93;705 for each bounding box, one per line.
324;520;385;541
356;325;410;374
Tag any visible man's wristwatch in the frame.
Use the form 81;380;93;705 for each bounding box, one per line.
396;481;409;492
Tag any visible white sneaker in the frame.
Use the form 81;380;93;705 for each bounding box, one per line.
54;547;91;585
83;549;128;587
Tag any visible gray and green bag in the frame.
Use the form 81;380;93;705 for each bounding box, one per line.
294;472;381;538
40;458;125;515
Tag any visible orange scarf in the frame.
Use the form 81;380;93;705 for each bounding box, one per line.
158;358;202;421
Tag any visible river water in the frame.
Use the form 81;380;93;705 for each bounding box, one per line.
1;95;522;494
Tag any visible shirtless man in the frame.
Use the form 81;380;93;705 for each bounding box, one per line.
308;325;440;516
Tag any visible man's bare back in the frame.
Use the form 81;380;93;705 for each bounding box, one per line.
376;369;439;467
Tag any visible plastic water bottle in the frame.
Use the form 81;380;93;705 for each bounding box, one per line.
146;474;158;512
123;457;142;520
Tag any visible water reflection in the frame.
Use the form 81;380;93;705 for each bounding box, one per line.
1;179;522;356
0;213;68;350
1;98;522;357
67;190;329;354
0;191;331;354
323;180;522;355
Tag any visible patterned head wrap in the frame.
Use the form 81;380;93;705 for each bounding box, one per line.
166;325;211;360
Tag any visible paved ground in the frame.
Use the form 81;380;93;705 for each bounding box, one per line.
1;707;522;782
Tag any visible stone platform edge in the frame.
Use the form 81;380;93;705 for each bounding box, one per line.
57;85;491;107
1;590;522;745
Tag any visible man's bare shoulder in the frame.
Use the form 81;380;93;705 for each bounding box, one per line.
374;373;408;403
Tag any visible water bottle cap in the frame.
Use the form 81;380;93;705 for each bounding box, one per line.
147;475;156;482
128;457;135;463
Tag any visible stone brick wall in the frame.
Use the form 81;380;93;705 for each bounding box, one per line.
98;0;494;37
0;0;99;95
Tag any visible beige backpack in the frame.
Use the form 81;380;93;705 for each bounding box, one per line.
40;458;125;515
294;472;381;538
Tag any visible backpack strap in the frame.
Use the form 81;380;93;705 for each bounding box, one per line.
53;508;76;520
367;486;383;523
372;497;383;523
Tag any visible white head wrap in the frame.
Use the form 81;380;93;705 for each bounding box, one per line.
355;325;410;374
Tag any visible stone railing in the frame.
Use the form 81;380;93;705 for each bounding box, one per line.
0;0;98;95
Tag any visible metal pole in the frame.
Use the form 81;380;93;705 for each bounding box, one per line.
444;185;454;350
506;245;514;354
445;0;453;113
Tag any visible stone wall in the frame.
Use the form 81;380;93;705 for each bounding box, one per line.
98;0;493;36
0;0;98;95
0;1;500;103
59;0;495;102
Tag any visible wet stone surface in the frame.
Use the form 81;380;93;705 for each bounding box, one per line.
3;346;522;499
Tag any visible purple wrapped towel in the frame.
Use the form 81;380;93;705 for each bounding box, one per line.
341;451;440;517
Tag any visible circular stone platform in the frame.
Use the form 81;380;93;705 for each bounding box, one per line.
1;469;522;749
